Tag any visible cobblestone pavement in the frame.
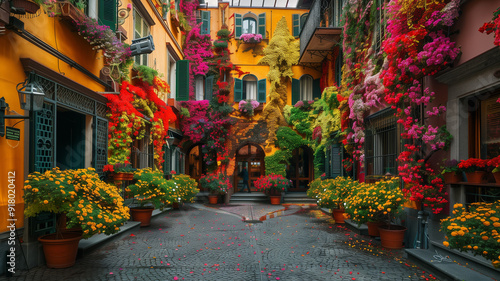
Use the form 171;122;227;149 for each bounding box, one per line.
4;203;439;281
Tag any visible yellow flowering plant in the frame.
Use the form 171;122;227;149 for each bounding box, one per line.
126;168;176;209
344;177;405;226
441;201;500;268
23;167;130;239
170;174;199;203
310;177;361;210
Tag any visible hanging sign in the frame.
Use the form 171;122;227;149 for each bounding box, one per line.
6;127;20;141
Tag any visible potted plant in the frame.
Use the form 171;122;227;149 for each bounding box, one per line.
487;156;500;184
313;177;360;223
199;172;233;204
441;159;462;184
170;173;200;208
253;173;290;204
238;99;260;117
458;158;489;183
126;168;176;226
441;201;500;268
344;178;406;239
23;167;130;268
104;163;136;181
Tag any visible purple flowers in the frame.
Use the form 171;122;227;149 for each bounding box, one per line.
238;99;260;116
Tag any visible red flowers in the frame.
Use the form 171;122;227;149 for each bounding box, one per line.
458;158;488;172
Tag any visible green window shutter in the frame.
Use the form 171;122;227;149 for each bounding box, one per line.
313;78;321;99
257;79;266;103
292;14;300;37
234;78;243;102
164;146;171;174
331;143;341;178
258;13;266;39
99;0;117;32
325;147;330;178
205;75;214;101
176;60;190;101
235;13;242;38
201;10;210;35
292;78;300;105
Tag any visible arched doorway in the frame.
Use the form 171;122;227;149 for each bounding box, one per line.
235;143;265;192
185;144;207;190
287;146;313;192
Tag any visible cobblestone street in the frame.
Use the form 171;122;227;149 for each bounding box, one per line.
5;204;438;281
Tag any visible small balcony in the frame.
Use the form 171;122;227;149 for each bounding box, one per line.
299;0;342;66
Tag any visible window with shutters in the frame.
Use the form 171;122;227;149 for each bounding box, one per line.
168;54;176;99
235;12;266;39
364;109;399;177
134;10;150;66
293;13;309;37
373;0;387;53
243;75;257;100
196;10;210;35
300;75;313;101
195;75;205;101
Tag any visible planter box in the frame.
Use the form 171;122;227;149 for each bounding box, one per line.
58;1;85;27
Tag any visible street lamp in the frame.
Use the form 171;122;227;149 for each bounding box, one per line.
0;72;45;137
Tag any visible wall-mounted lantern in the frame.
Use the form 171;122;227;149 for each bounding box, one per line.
130;35;155;57
0;72;45;137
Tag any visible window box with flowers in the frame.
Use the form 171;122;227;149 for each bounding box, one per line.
103;163;136;181
441;159;462;184
458;158;489;184
23;167;130;268
253;173;290;204
238;99;260;117
239;33;263;44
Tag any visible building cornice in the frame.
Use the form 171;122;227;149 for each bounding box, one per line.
435;47;500;85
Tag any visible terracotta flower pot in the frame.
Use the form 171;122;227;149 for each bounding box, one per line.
443;172;462;184
378;224;406;249
331;208;346;224
465;171;486;184
366;221;385;237
113;172;134;181
38;232;82;268
493;171;500;184
269;195;281;205
130;208;154;227
208;195;218;205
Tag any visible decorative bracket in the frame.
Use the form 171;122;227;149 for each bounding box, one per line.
308;50;333;60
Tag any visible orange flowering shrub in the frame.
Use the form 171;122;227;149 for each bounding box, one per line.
344;177;405;226
23;168;130;239
441;201;500;268
307;177;361;210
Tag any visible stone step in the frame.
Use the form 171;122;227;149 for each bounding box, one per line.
283;192;316;204
405;242;500;281
230;192;268;203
